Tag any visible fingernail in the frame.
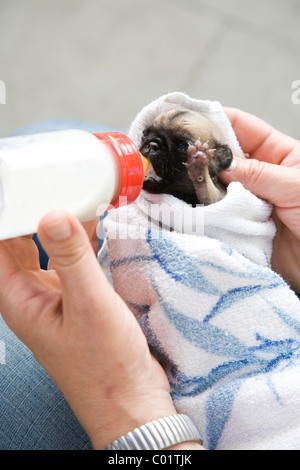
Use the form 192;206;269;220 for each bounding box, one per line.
44;217;72;241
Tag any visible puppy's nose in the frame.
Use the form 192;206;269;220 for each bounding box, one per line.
149;141;159;151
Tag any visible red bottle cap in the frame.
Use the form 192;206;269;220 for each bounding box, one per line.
93;132;148;209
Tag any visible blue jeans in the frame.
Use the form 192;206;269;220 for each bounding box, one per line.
0;119;116;450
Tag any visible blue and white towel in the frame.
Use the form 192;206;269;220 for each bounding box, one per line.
103;93;300;450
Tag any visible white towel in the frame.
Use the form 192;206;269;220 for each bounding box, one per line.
103;93;300;450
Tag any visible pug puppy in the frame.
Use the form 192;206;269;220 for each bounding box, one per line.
139;109;233;206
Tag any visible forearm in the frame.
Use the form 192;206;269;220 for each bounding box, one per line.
168;441;205;451
88;393;205;451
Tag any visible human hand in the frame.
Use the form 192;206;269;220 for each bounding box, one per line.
0;211;183;449
220;108;300;292
81;218;100;255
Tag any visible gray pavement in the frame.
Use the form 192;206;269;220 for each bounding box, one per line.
0;0;299;139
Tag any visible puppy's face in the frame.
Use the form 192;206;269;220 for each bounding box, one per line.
139;109;231;205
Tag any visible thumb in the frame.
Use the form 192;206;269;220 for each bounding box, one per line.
219;156;299;207
37;210;112;308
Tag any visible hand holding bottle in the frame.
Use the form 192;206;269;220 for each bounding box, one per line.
0;210;203;450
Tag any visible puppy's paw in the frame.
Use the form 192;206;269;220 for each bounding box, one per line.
185;140;215;183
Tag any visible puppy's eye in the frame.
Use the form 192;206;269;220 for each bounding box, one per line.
177;141;189;152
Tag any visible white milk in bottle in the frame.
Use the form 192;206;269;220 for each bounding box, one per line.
0;130;149;239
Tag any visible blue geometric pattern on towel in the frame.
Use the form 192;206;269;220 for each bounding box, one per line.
110;229;300;448
151;287;300;449
143;229;300;449
151;287;300;394
146;229;283;285
203;282;284;323
261;296;300;336
136;294;300;449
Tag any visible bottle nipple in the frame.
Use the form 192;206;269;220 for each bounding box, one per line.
140;153;150;176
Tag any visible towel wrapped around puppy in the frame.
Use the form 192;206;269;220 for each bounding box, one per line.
102;93;300;450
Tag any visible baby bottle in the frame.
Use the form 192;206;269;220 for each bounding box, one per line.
0;130;149;240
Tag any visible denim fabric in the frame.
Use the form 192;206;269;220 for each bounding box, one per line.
0;315;92;450
0;120;116;449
